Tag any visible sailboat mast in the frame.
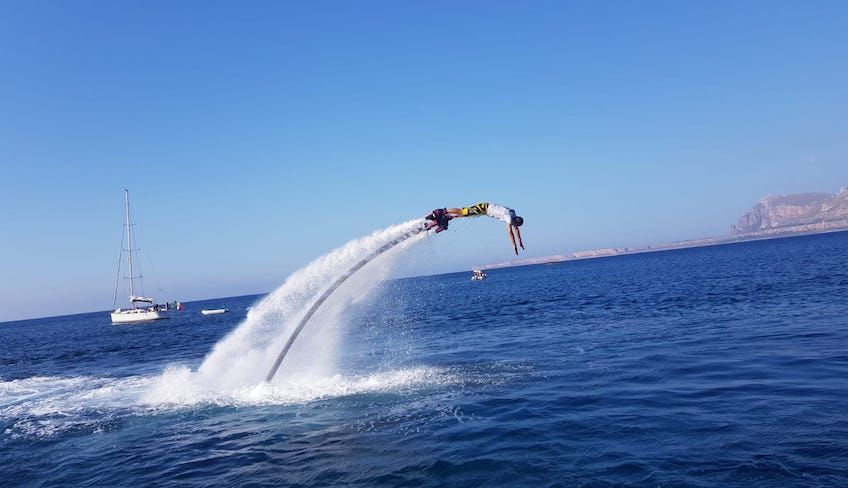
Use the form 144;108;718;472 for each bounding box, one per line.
124;189;136;305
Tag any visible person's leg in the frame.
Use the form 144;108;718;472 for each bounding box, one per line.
425;208;452;232
448;203;486;217
463;202;488;217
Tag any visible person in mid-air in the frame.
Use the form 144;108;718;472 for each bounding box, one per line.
436;202;525;255
446;202;524;255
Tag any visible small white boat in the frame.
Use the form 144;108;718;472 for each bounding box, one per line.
471;269;487;281
201;309;229;315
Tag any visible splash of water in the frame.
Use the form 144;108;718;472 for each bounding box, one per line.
195;218;430;390
0;366;460;438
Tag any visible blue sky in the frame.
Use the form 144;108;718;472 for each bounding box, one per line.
1;1;847;321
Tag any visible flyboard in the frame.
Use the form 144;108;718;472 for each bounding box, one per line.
265;216;447;382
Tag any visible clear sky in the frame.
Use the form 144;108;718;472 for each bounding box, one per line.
1;1;847;322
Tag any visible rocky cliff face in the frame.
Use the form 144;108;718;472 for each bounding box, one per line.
732;188;848;235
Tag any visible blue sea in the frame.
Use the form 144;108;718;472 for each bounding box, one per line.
2;231;848;487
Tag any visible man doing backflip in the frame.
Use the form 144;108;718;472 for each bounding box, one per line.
426;202;525;255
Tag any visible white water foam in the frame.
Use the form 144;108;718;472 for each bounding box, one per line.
141;364;452;407
0;366;457;438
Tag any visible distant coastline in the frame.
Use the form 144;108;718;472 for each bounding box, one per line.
480;188;848;270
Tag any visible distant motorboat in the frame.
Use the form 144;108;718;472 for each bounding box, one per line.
201;309;229;315
471;269;487;281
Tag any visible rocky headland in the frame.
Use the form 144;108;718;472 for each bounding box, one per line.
731;188;848;236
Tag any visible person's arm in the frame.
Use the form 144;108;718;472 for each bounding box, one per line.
508;224;518;255
514;226;524;250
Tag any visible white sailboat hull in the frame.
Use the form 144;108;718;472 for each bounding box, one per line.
111;308;169;324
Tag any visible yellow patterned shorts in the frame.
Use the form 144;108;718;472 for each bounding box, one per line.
462;202;489;216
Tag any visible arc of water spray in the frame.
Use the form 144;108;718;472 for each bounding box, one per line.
265;223;431;382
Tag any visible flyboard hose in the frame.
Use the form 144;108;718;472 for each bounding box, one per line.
265;223;432;382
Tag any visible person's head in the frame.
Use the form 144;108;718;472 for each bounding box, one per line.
513;216;524;227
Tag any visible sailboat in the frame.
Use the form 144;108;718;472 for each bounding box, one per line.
111;189;170;324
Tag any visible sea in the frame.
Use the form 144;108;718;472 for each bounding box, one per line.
1;229;847;487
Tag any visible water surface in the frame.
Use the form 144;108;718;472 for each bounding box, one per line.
2;232;847;486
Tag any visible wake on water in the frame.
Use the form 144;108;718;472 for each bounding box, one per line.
1;219;457;438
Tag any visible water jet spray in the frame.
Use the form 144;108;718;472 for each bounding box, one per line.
265;223;433;382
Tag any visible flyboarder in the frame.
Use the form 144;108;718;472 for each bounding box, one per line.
426;202;525;255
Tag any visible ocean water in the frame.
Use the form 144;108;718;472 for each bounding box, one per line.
2;231;848;487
